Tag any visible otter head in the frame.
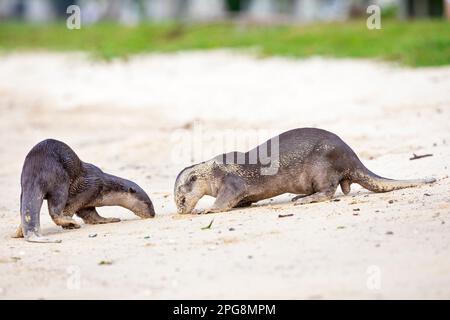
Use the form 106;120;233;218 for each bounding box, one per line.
174;162;212;214
124;182;156;218
101;176;156;218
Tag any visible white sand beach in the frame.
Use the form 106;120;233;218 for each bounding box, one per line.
0;51;449;299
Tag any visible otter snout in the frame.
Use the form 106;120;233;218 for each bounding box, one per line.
147;201;156;217
125;183;156;218
140;201;156;218
175;195;188;214
105;186;156;219
175;190;197;214
174;164;210;214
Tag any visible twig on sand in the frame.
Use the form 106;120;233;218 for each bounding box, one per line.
278;214;294;218
409;153;433;161
201;219;214;230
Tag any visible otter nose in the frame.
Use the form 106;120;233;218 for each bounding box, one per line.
147;202;156;217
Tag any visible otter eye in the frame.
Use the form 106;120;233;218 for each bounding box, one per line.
189;175;197;183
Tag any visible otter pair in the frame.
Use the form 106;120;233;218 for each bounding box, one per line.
17;128;436;243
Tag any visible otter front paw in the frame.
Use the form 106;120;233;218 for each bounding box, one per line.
53;217;81;229
193;209;209;215
197;208;230;214
62;222;81;229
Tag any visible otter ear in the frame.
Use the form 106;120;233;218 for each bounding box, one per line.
128;187;136;194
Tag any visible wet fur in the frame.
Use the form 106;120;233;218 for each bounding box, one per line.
17;139;155;243
174;128;436;214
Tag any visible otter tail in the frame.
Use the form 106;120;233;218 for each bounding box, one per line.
18;188;61;243
351;165;436;193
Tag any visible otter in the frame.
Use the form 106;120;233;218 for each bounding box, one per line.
174;128;436;214
16;139;155;243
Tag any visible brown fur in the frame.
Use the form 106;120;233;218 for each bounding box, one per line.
174;128;436;214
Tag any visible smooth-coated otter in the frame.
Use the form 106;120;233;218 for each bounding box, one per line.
174;128;436;214
16;139;155;243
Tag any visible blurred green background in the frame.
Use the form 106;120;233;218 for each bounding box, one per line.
0;0;449;66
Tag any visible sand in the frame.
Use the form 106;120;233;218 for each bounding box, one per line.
0;51;449;299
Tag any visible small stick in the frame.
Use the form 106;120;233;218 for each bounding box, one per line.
278;214;294;218
409;153;433;161
201;219;214;230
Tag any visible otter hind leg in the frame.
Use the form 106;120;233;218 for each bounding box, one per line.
291;194;308;202
293;190;335;206
77;207;121;225
293;182;338;206
293;173;340;206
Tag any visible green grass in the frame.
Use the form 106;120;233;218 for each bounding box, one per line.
0;19;449;66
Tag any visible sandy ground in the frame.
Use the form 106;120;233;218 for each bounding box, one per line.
0;51;449;299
